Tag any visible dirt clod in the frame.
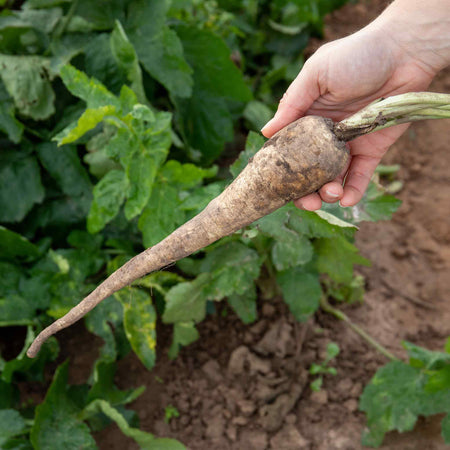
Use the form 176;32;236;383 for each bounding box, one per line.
201;359;223;384
270;424;310;450
239;429;269;450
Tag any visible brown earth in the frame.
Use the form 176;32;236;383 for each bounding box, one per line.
52;1;450;448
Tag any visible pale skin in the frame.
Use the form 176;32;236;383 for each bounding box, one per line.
261;0;450;210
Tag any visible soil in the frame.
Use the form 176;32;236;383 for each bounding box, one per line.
20;1;450;449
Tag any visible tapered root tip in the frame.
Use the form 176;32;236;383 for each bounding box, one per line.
27;328;53;358
27;339;42;358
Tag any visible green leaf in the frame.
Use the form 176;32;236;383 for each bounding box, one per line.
0;262;22;296
30;361;97;450
243;101;273;131
176;25;251;103
324;274;365;304
200;242;262;300
321;181;402;224
123;151;159;221
426;366;450;393
403;341;450;370
134;271;185;296
160;160;217;189
1;327;58;383
289;209;353;239
83;32;128;94
168;322;199;359
0;227;40;262
26;0;70;8
230;131;266;178
0;13;45;55
227;285;257;324
84;296;124;362
50;33;92;74
360;358;450;447
87;361;144;406
0;410;27;446
59;64;120;109
36;142;92;199
277;267;322;322
110;20;146;103
179;181;225;214
15;7;62;34
115;288;157;370
87;170;127;233
173;25;252;162
0;81;23;143
0;380;17;409
37;248;105;318
56;105;117;145
138;181;182;247
121;108;172;220
75;0;126;29
0;294;36;326
314;236;370;284
310;377;323;392
138;157;215;245
0;55;55;120
256;207;313;271
326;342;340;359
163;273;210;324
83;400;186;449
315;210;358;229
359;185;402;222
126;0;193;98
67;230;103;250
0;152;44;223
272;234;313;271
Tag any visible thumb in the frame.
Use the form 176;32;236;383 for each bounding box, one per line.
261;61;320;138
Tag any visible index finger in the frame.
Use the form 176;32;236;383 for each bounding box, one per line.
261;62;320;138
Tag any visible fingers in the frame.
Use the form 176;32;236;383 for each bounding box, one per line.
293;181;344;211
338;128;404;207
319;181;344;203
340;154;382;206
294;155;349;211
261;62;320;138
293;193;323;211
317;154;349;203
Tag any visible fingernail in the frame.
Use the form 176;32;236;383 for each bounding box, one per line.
261;117;275;133
325;190;340;198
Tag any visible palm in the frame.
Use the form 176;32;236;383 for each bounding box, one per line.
262;31;435;209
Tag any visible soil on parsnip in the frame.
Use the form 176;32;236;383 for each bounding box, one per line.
27;0;450;448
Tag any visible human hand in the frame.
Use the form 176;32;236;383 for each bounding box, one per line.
261;20;437;210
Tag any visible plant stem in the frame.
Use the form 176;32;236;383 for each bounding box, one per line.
334;92;450;141
319;296;398;361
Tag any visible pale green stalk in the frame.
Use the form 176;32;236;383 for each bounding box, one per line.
319;296;398;361
334;92;450;141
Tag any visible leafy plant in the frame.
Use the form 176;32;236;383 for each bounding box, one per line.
164;405;180;424
309;342;340;391
360;339;450;447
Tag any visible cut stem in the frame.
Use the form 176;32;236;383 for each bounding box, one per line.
319;296;398;361
334;92;450;141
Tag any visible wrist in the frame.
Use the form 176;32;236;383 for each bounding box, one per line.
368;0;450;75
